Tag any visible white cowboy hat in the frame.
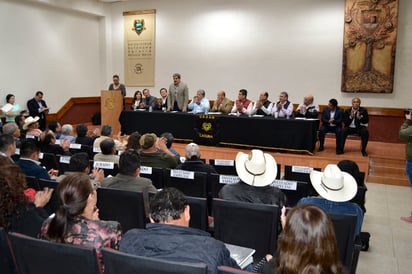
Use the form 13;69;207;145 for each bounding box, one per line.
23;116;40;130
235;149;277;187
310;164;358;202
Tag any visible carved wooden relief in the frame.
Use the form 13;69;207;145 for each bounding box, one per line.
341;0;398;93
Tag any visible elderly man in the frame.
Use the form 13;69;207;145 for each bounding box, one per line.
295;94;319;119
0;134;17;162
120;187;239;273
272;91;293;118
342;97;369;156
188;89;210;114
139;133;179;169
210;90;233;114
176;143;216;174
2;122;21;148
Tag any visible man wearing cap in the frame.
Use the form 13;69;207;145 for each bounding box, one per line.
176;143;216;174
27;91;49;131
297;164;364;235
139;133;180;169
218;149;286;207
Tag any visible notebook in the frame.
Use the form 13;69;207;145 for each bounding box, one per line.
225;243;255;269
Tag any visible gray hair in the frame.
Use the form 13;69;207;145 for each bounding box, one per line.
61;124;73;135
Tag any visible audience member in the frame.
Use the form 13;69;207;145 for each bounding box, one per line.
4;94;22;123
298;164;364;235
125;131;141;151
56;152;104;183
93;138;120;165
251;91;272;116
2;122;21;148
230;89;253;115
0;134;17;161
23;116;42;138
120;187;239;273
102;149;157;208
41;173;122;262
337;159;367;213
131;90;144;110
139;133;179;169
272;91;293;118
15;114;25;133
0;157;52;237
188;89;210;113
27;91;49;130
219;149;286;207
318;98;344;154
154;97;164;111
159;87;168;109
16;139;54;180
168;72;189;112
294;94;319;119
176;143;216;174
93;124;124;151
160;132;180;157
108;74;126;109
75;123;98;146
59;124;76;143
210;90;233;114
262;204;345;274
399;109;412;222
40;129;71;156
342;97;369;156
47;120;62;139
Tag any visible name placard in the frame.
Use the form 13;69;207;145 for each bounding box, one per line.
271;180;298;190
214;159;235;166
291;166;313;174
140;165;153;174
69;143;82;149
59;156;71;164
170;169;194;179
94;161;114;169
219;175;240;185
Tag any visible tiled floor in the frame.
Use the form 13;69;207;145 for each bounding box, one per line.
357;182;412;274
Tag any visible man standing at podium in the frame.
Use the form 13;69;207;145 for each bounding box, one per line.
108;74;126;109
168;73;188;112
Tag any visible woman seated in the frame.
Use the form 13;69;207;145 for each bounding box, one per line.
262;204;345;274
0;156;53;237
41;173;122;255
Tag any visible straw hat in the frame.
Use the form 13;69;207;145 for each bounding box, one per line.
23;116;40;130
235;149;277;187
310;164;358;202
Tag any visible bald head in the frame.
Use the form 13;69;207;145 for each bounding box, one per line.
303;94;314;106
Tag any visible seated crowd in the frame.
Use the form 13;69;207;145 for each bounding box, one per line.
0;112;367;273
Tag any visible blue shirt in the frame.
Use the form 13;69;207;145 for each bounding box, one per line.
297;197;364;236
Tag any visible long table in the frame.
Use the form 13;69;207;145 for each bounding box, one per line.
119;111;320;154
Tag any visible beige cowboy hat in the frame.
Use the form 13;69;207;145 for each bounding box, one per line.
310;164;358;202
23;116;40;130
235;149;277;187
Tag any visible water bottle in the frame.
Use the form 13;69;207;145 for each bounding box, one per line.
149;106;152;112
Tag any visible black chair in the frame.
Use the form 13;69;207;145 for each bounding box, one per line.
56;155;71;176
209;159;237;175
8;232;101;274
271;179;310;207
25;176;40;190
283;165;321;196
101;248;207;274
212;198;280;263
207;173;240;199
96;188;147;232
164;169;208;198
187;196;209;231
140;166;165;189
350;172;367;213
328;213;361;274
0;227;16;274
70;144;93;159
39;152;59;171
38;178;60;214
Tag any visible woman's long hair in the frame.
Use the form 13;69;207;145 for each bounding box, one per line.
276;204;345;274
0;158;28;229
44;173;93;243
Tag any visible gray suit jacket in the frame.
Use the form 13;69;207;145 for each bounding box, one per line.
168;82;189;111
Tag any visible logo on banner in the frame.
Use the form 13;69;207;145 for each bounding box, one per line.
134;63;143;74
202;122;212;132
132;19;146;35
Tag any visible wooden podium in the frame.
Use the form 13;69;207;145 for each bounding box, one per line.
101;90;123;135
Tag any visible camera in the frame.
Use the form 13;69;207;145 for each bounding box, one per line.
404;108;412;114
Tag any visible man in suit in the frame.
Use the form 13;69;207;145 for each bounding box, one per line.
342;97;369;156
27;91;49;130
167;73;189;112
16;139;54;180
318;98;344;154
210;90;233;114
